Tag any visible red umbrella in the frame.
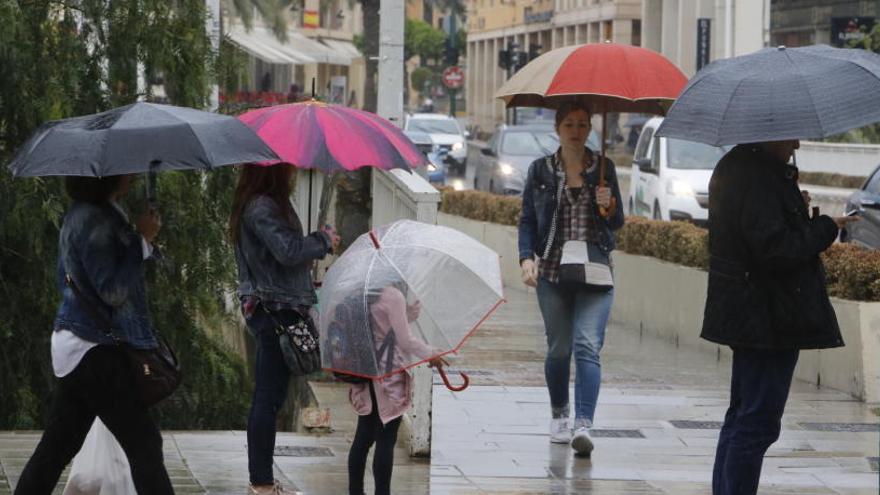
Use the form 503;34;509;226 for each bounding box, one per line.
238;100;427;173
495;42;688;215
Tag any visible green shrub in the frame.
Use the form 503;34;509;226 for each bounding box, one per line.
440;188;522;226
821;244;880;301
439;189;880;302
799;171;867;189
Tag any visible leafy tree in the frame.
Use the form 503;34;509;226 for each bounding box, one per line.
405;18;445;64
0;0;250;429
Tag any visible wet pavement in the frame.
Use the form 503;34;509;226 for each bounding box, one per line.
1;286;877;494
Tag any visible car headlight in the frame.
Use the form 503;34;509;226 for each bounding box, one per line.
426;163;438;172
451;142;464;151
667;179;695;198
499;163;515;175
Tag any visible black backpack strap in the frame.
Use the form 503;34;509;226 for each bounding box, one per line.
375;328;397;375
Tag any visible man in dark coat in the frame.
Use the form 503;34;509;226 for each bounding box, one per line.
703;140;858;495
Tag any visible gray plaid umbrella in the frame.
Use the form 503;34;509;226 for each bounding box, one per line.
7;102;278;178
656;44;880;146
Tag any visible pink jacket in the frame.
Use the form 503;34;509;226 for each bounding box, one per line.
349;287;434;425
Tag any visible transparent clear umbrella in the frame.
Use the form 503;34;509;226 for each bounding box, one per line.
319;220;505;383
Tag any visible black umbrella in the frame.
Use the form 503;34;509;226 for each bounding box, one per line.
7;102;279;178
656;45;880;146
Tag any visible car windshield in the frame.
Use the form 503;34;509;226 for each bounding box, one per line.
501;131;559;155
667;138;728;170
408;119;460;135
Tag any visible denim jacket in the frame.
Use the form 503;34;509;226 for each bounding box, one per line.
54;201;157;350
235;195;331;307
518;150;625;262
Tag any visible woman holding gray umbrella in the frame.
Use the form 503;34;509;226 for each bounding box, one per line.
15;174;173;495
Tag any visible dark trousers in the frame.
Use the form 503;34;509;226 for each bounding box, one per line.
15;345;173;495
348;384;402;495
713;347;799;495
247;308;292;485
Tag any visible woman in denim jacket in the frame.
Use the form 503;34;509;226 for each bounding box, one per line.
16;175;173;495
229;164;340;495
517;102;624;457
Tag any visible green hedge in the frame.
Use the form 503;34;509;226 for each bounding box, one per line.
799;171;867;190
439;189;880;302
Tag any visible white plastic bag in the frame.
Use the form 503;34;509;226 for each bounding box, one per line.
63;418;137;495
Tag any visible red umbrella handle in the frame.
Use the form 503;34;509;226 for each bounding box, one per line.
438;366;469;392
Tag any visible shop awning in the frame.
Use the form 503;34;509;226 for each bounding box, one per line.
227;25;316;65
320;39;362;62
287;31;352;65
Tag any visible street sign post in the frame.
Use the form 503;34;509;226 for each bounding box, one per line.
442;66;464;116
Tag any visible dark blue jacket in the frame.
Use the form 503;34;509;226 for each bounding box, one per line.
55;201;157;349
235;195;331;307
518;150;625;262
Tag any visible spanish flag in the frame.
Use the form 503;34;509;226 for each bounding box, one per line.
303;10;319;28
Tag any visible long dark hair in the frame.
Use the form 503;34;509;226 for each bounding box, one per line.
229;164;296;243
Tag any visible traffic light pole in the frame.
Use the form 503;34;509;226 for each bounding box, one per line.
449;88;456;117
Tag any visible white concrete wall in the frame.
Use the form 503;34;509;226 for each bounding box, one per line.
371;169;441;457
436;213;880;402
612;251;880;403
797;141;880;177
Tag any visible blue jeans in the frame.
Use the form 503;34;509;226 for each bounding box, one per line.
713;347;799;495
536;278;614;423
246;308;292;486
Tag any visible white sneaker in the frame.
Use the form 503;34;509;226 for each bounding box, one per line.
549;417;572;444
571;426;594;457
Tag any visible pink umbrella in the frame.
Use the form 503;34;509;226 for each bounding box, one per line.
238;100;427;173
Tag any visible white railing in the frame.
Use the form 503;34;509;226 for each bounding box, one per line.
371;168;441;457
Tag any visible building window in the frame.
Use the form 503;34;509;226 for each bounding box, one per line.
603;20;612;42
632;19;641;47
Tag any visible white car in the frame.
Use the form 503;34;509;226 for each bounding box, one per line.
404;113;468;175
628;117;729;225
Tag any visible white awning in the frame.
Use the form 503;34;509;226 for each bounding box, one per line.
320;39;362;61
287;31;352;65
227;25;316;65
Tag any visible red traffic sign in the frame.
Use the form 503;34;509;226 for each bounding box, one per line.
442;66;465;89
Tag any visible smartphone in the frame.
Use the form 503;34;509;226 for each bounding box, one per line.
846;209;860;217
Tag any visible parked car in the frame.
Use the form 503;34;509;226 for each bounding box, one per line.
404;129;447;185
628;116;729;225
840;163;880;249
404;113;468;175
475;124;600;195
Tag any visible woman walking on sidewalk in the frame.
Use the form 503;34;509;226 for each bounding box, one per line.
517;102;625;457
230;164;340;495
15;175;173;495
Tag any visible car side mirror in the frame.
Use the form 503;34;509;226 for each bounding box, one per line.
464;130;471;139
861;198;880;210
481;147;496;157
634;157;655;174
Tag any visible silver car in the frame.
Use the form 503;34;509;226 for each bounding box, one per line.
475;125;599;195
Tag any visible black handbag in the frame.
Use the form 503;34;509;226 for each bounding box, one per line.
65;274;182;406
263;306;321;376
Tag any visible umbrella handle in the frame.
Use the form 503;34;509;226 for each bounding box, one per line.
438;366;469;392
597;113;616;219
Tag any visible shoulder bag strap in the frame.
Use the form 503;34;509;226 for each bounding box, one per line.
64;273;121;343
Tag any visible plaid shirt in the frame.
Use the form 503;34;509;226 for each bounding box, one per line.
538;155;603;283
